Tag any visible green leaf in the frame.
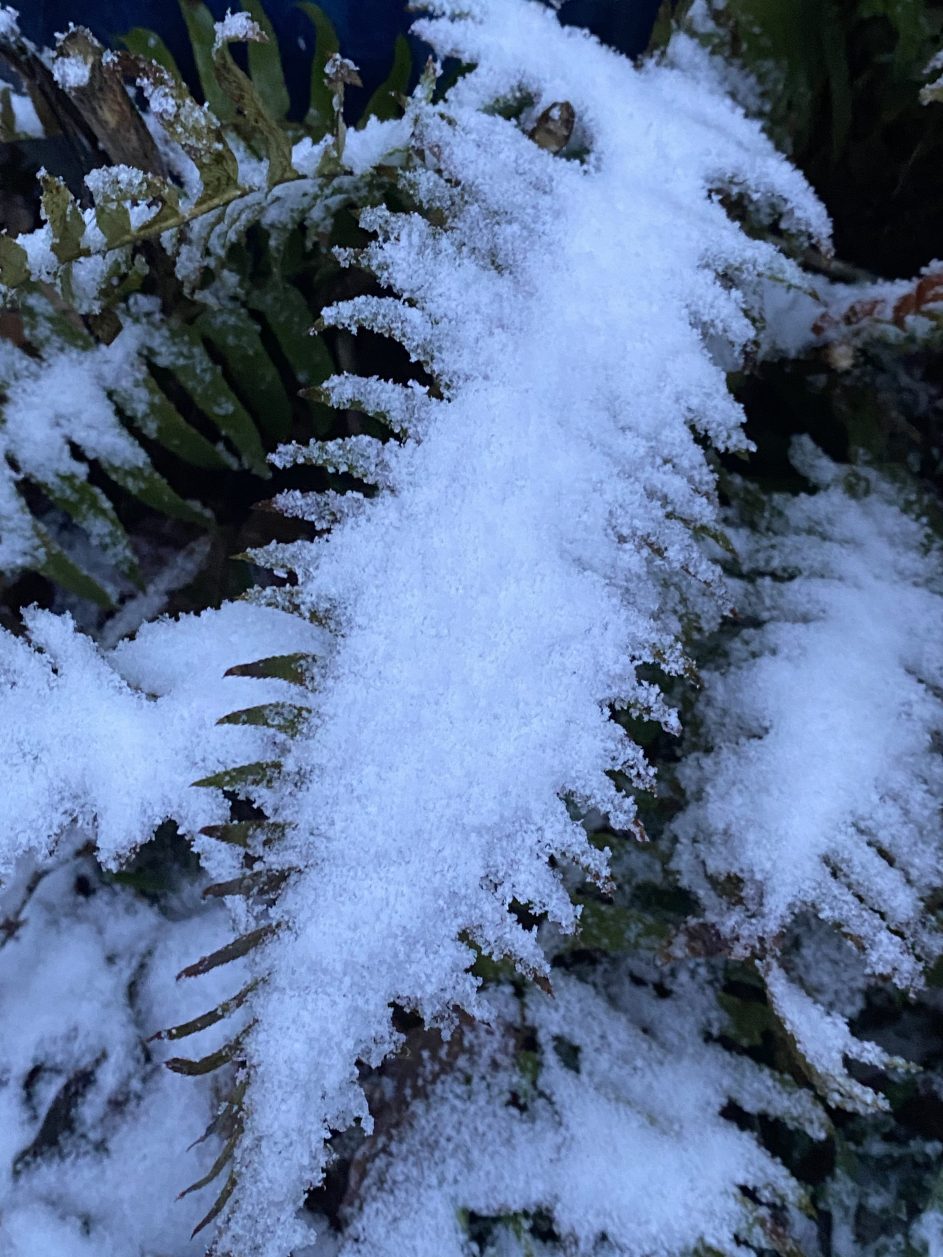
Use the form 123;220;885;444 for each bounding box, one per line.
572;899;668;953
241;0;291;121
165;1035;246;1076
178;0;233;120
192;760;281;790
135;62;239;202
0;234;30;288
94;201;133;249
35;529;113;607
106;463;212;525
177;925;277;979
120;27;184;79
151;326;269;474
212;21;295;184
719;987;778;1050
248;282;322;380
20;294;91;350
217;701;308;733
248;282;335;432
191;1169;237;1238
203;867;291;898
360;34;411;125
179;1127;241;1200
194;307;292;442
0;85;16;141
224;652;316;685
200;819;288;847
297;2;339;134
39;173;85;263
646;0;677;54
41;473;139;582
112;373;233;471
105;869;171;894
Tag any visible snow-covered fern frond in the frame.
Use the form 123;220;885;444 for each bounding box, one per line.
338;970;825;1257
672;442;943;1108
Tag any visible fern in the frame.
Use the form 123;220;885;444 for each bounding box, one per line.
143;2;837;1250
1;3;942;1256
0;2;402;605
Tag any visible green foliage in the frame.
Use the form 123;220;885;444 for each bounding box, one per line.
0;1;409;610
691;0;943;274
298;2;341;131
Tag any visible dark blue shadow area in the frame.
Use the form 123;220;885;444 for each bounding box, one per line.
559;0;662;58
15;1;661;116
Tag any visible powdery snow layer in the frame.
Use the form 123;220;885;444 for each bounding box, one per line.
673;442;943;989
0;295;211;577
205;2;829;1252
0;601;324;875
0;848;245;1256
337;973;822;1257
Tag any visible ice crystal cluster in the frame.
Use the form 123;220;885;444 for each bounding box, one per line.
0;2;941;1256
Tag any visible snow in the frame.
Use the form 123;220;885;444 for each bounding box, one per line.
339;972;821;1257
202;2;830;1251
84;163;150;205
763;961;903;1114
342;116;412;175
0;1;938;1253
0;5;19;40
0;847;244;1255
0;602;324;875
922;48;943;103
51;53;91;91
9;90;42;138
0;302;154;573
213;10;264;52
98;538;212;650
673;443;943;988
18;223;59;284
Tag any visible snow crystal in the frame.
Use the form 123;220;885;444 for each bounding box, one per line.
51;54;91;91
213;10;264;52
84;163;150;204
